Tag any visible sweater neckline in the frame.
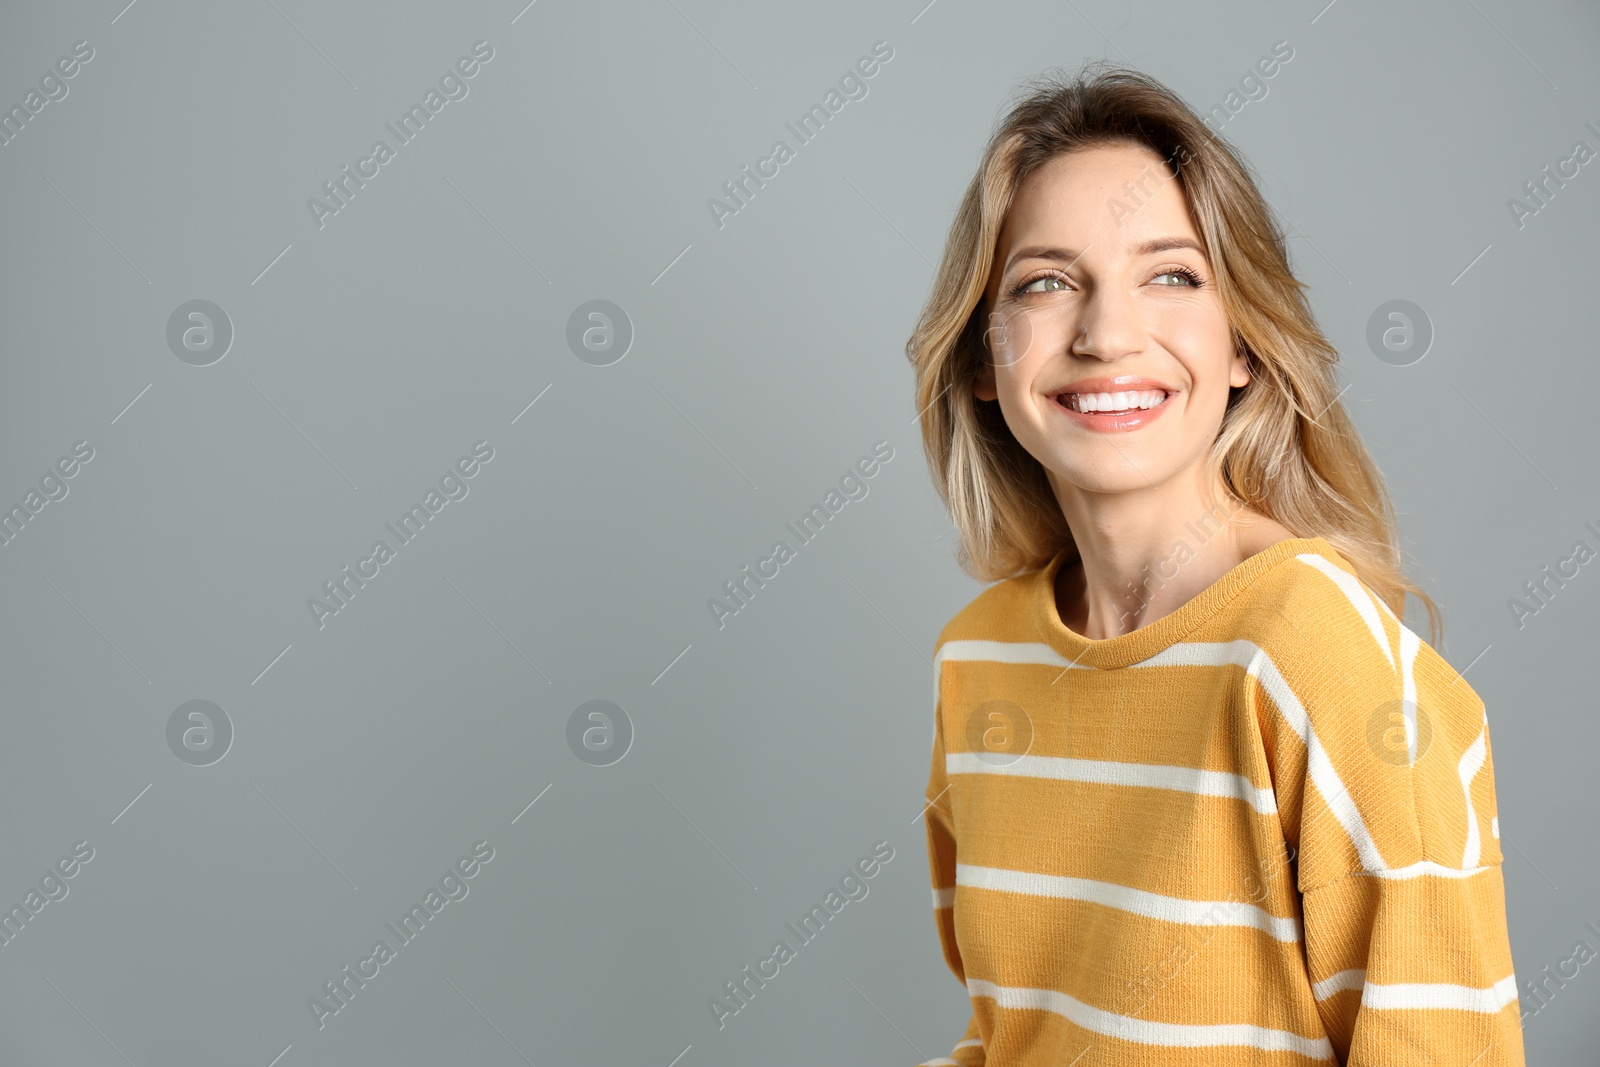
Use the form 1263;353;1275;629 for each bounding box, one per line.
1031;535;1339;671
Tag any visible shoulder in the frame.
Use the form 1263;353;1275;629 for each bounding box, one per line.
932;563;1042;661
1250;542;1399;645
1243;542;1476;704
1243;541;1486;739
927;563;1050;753
1241;545;1504;886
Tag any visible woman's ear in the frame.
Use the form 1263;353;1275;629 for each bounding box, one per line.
974;307;1001;400
974;359;998;401
1229;343;1252;389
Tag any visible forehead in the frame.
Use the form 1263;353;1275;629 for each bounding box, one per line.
999;142;1199;251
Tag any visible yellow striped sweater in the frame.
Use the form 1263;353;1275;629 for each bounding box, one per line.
919;536;1524;1066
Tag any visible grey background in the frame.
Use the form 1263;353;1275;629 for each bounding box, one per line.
1;0;1596;1063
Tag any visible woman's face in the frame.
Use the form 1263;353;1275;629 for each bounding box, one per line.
976;142;1250;499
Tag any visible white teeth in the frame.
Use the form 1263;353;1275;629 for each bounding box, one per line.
1061;389;1167;413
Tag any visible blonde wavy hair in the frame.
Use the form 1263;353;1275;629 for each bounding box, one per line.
905;60;1443;647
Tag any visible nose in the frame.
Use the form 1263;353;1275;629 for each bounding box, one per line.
1070;283;1147;361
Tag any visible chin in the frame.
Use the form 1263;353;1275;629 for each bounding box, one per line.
1047;462;1161;495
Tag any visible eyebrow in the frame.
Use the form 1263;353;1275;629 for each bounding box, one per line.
1004;237;1206;272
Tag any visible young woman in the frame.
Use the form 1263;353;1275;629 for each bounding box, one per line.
905;63;1524;1066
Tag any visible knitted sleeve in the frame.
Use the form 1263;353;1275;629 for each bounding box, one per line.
919;693;986;1067
1300;862;1522;1064
1255;574;1525;1066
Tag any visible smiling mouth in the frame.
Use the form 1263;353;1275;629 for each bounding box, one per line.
1055;389;1172;415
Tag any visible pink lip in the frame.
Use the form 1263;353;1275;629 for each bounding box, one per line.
1054;374;1178;395
1049;375;1177;433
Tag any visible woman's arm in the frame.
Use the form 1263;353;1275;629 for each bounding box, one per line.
919;697;986;1066
1257;586;1526;1066
1301;860;1522;1063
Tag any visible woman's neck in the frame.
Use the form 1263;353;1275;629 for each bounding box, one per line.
1052;492;1297;640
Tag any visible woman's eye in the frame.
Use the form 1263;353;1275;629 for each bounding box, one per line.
1153;270;1196;286
1018;275;1067;294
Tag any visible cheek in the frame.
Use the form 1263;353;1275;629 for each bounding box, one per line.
1160;322;1235;389
1003;316;1076;390
984;305;1042;372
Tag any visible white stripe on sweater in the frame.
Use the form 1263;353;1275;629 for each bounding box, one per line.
1247;645;1388;872
957;863;1302;941
941;634;1490;880
1359;861;1495;880
965;978;1335;1059
936;639;1094;670
1458;727;1488;868
1398;617;1420;764
1312;968;1365;1000
1295;554;1395;672
945;750;1279;815
1362;973;1520;1012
